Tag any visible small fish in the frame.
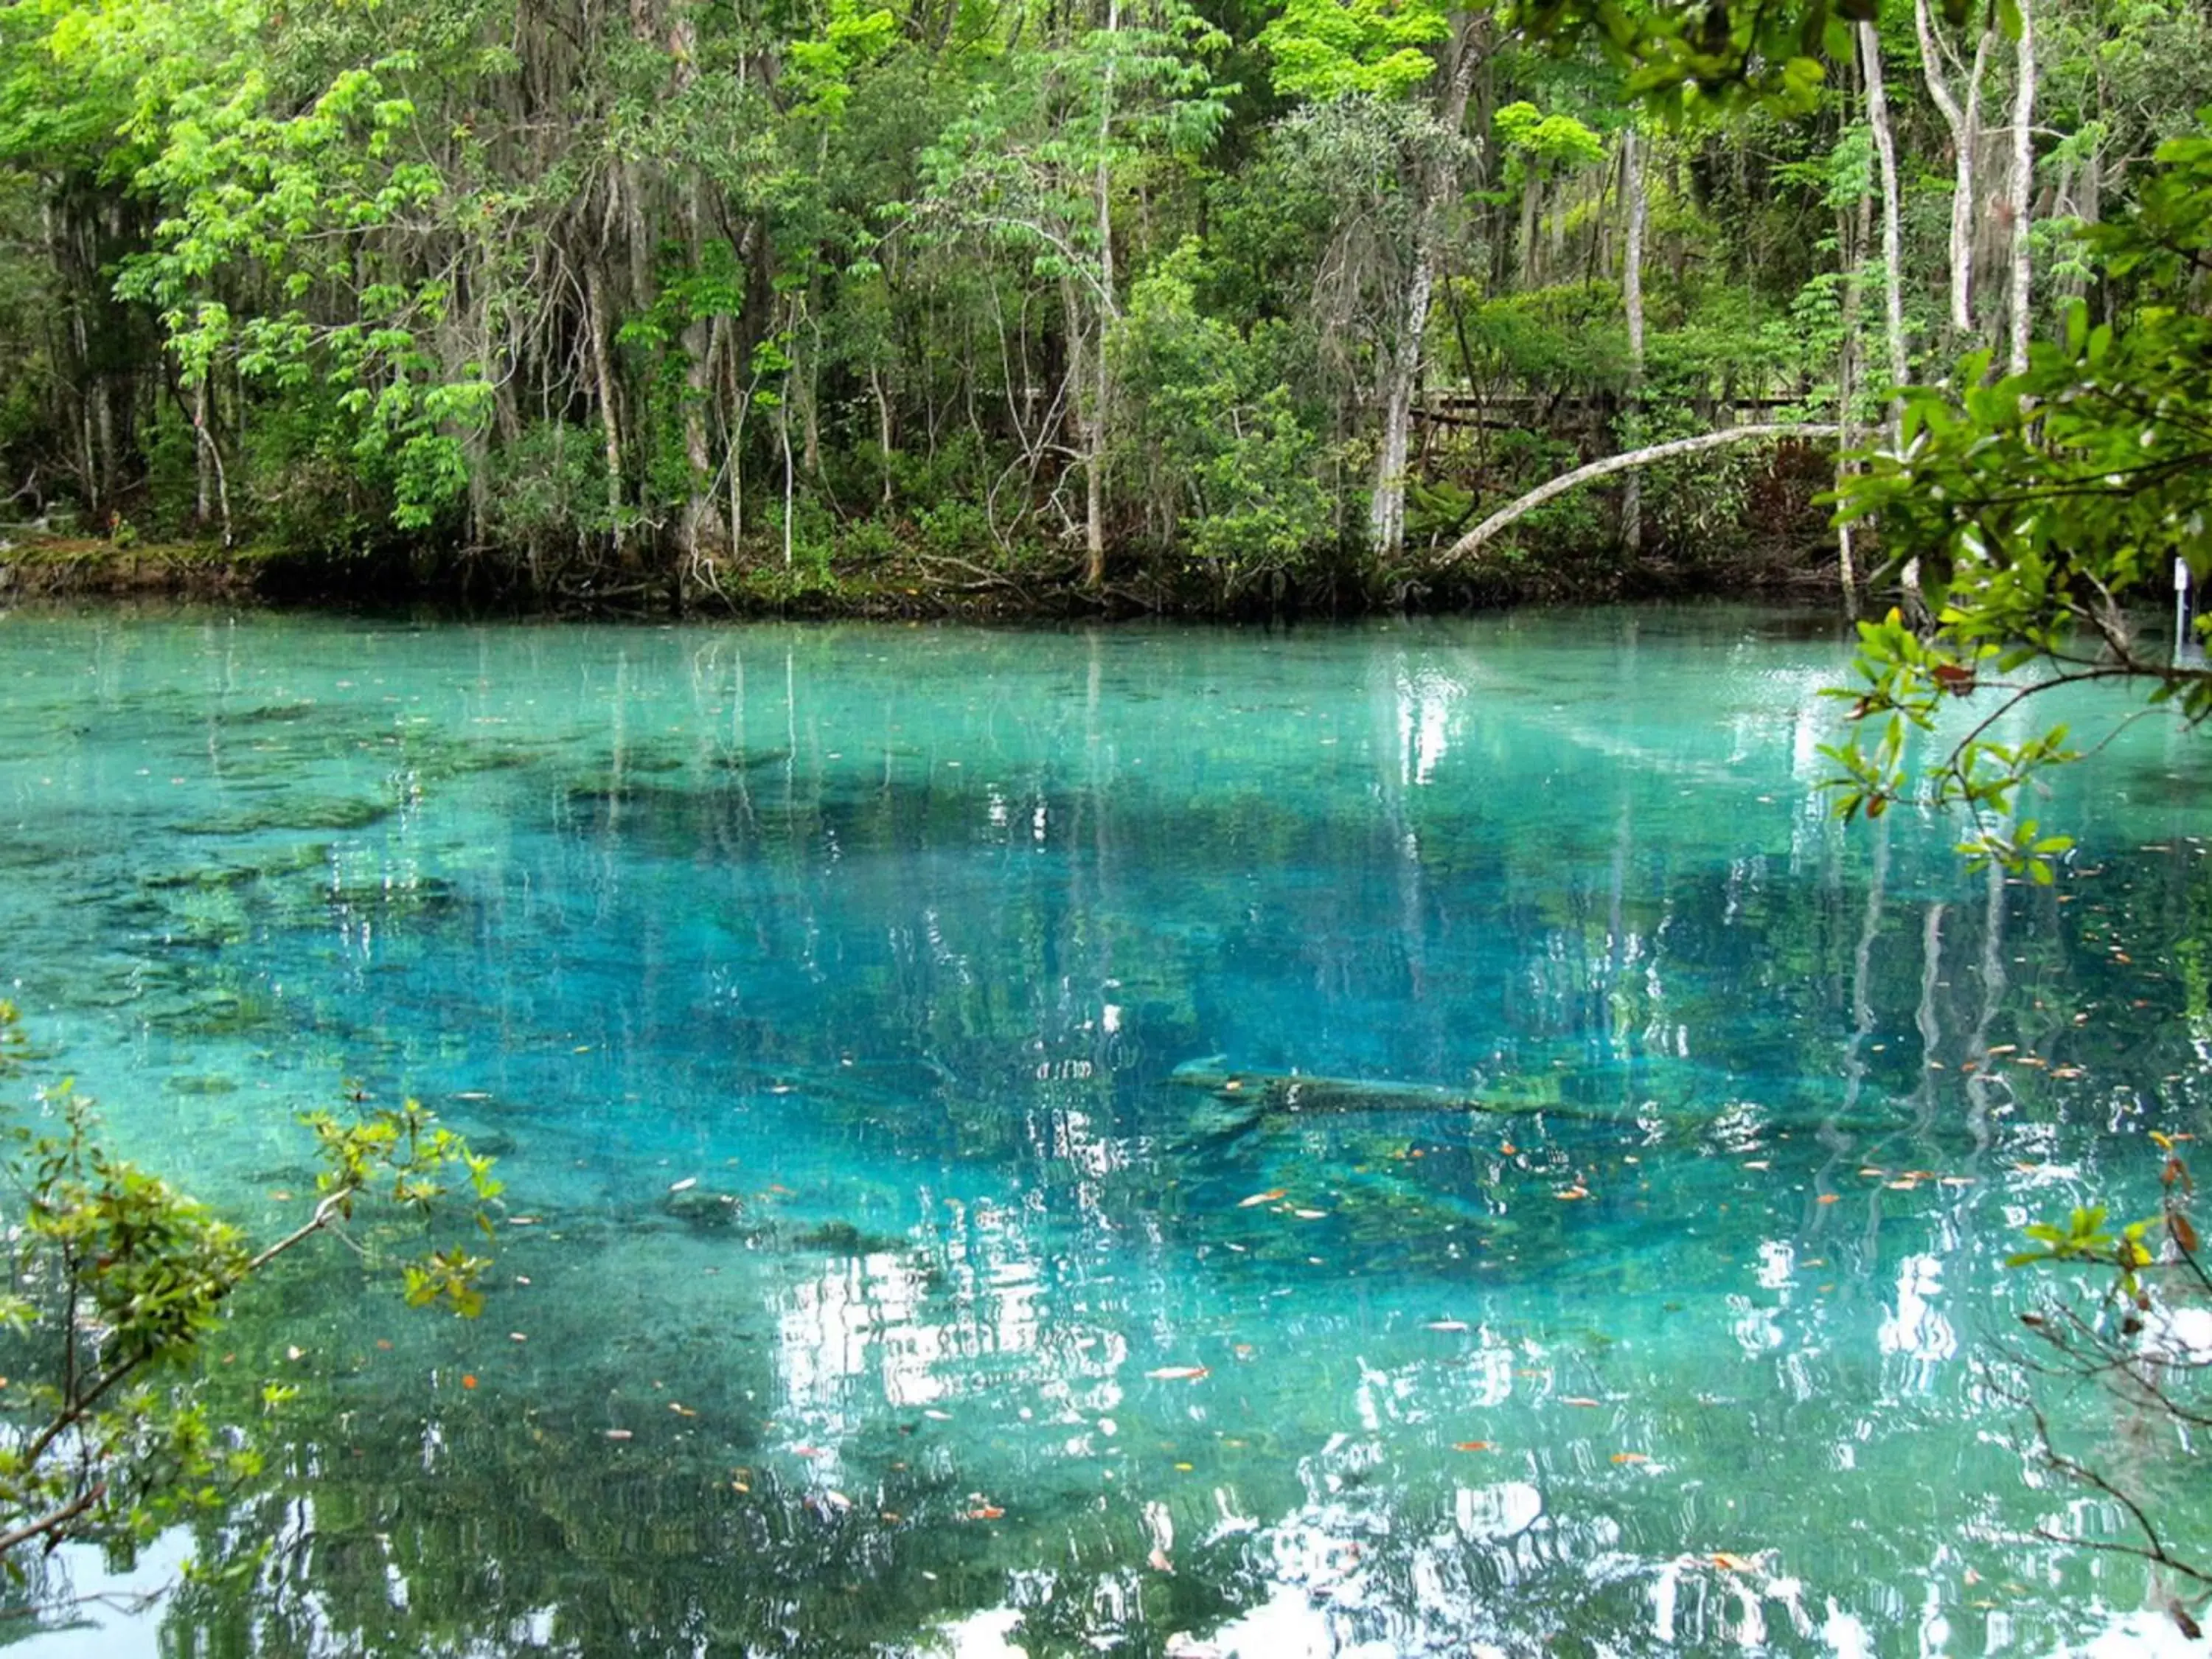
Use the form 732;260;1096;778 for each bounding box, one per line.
1147;1366;1210;1382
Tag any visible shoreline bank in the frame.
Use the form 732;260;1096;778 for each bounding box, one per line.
0;532;1850;622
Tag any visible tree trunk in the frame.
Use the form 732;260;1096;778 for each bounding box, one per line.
1835;178;1869;619
2006;0;2037;375
584;262;625;559
1370;23;1484;561
679;185;717;564
871;364;895;507
1858;21;1909;432
1081;0;1121;590
192;373;211;529
1915;0;1993;341
1620;126;1648;558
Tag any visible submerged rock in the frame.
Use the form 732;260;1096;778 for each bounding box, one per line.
662;1187;749;1229
706;748;793;773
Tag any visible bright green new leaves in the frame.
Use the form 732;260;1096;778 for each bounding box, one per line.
1259;0;1450;102
2008;1205;2157;1276
919;1;1231;289
785;0;899;123
1493;99;1604;168
114;46;490;529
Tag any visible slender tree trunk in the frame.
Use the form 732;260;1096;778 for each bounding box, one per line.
779;380;796;566
1858;22;1909;428
2006;0;2037;375
871;364;895;507
192;371;233;550
679;184;717;564
584;263;625;559
1620;126;1648;558
1518;168;1541;290
1916;0;1993;340
192;374;211;528
1835;182;1869;619
1370;23;1483;560
1081;0;1121;590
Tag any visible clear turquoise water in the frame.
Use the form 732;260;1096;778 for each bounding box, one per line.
2;605;2208;1657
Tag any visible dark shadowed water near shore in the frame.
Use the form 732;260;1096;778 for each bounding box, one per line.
2;605;2208;1657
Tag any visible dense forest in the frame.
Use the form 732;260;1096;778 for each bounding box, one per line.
0;0;2205;610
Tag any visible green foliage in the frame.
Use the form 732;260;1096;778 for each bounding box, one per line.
0;998;496;1563
1259;0;1450;102
1825;112;2212;869
785;0;899;124
1112;242;1332;599
1506;0;1874;115
1493;99;1605;170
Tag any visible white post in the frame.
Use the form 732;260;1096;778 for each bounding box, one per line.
2177;556;2191;662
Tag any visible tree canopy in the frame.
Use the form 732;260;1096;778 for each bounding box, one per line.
1;0;2200;613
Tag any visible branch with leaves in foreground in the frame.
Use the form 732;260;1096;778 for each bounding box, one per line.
0;1000;498;1567
1822;115;2212;872
1999;1135;2212;1640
